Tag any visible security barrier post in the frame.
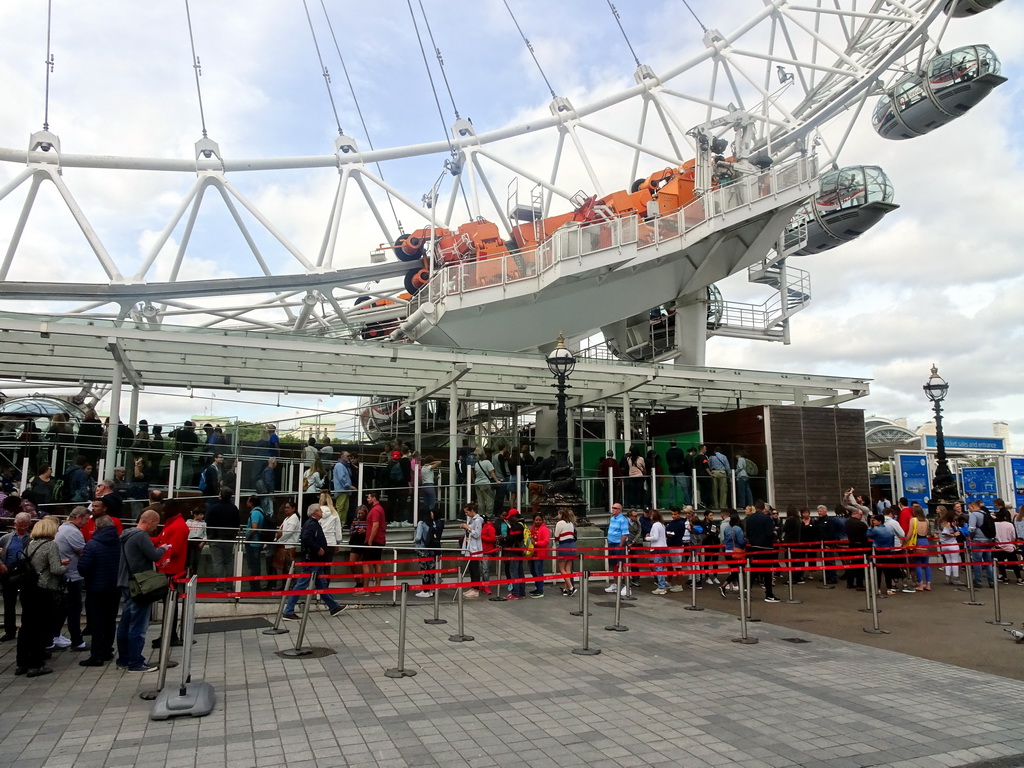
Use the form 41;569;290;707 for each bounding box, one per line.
863;555;889;635
281;573;315;658
448;581;475;643
857;555;873;613
987;554;1012;626
732;566;758;645
962;543;984;606
818;544;835;589
424;555;447;625
263;561;295;635
385;583;417;678
784;546;802;604
140;588;177;701
569;554;590;617
684;551;704;612
572;572;601;656
605;572;628;632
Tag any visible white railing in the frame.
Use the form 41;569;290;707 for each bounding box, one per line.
412;155;815;316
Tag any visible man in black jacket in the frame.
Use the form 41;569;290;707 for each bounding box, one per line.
745;501;780;602
282;507;344;620
205;488;240;589
844;509;869;590
78;516;121;666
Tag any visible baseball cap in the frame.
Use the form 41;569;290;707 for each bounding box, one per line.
391;450;401;459
507;509;520;518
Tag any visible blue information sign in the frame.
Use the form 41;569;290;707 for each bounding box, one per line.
898;454;930;507
961;466;998;509
1010;458;1024;511
924;435;1005;452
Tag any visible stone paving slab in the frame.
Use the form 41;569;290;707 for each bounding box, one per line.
1;585;1023;768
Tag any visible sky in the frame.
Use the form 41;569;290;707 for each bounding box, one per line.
0;1;1021;442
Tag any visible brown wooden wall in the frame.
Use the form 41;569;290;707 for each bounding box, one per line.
768;405;868;509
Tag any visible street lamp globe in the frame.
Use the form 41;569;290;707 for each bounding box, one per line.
923;364;948;403
546;332;576;379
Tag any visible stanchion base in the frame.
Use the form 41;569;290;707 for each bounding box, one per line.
683;606;705;612
737;616;761;623
150;681;216;721
731;637;758;644
604;625;629;632
963;601;985;606
281;647;314;658
139;689;160;701
622;595;638;602
568;611;592;617
817;585;836;590
986;620;1013;626
572;647;601;655
448;634;475;643
784;600;803;605
487;596;505;602
384;668;417;678
423;618;448;625
857;608;875;613
863;628;890;635
261;628;289;635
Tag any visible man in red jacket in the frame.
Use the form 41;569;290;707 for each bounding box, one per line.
152;500;190;647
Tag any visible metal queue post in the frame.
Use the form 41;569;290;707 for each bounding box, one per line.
732;565;758;645
857;554;873;613
263;562;296;635
385;584;417;678
962;543;984;606
569;554;590;617
424;555;447;625
818;543;835;589
281;572;316;658
448;582;474;643
863;554;889;636
684;551;704;612
784;546;802;604
572;572;600;656
140;588;179;701
987;549;1012;627
605;573;628;632
151;577;216;720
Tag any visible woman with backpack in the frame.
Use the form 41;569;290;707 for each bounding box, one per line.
905;506;932;591
414;508;445;598
17;516;68;677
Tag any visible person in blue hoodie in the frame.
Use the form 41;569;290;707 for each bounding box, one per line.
77;516;122;667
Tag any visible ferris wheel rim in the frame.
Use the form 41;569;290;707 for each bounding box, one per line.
0;1;943;175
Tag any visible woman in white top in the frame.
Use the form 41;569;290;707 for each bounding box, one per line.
645;509;668;594
318;491;343;553
273;499;301;574
302;455;325;518
553;509;577;596
419;455;442;513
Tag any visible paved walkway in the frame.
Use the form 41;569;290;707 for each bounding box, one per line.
1;583;1023;768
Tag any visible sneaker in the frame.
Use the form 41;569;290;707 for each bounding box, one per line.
52;636;72;648
620;587;629;597
128;664;158;673
604;584;618;593
26;667;53;678
668;585;684;593
463;589;479;598
481;588;492;595
764;597;782;603
569;587;578;597
415;591;432;598
79;658;106;667
652;588;667;595
719;586;727;598
281;613;301;622
710;578;720;585
71;642;87;651
503;594;519;601
795;580;806;585
529;592;544;599
560;588;569;596
329;606;344;617
695;582;703;590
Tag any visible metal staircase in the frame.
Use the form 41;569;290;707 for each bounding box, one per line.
708;222;813;343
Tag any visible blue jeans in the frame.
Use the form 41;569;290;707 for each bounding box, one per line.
737;476;754;508
420;483;436;513
284;567;340;614
913;554;931;584
115;589;151;670
529;558;545;594
507;558;526;597
245;546;264;590
971;542;994;586
653;554;667;589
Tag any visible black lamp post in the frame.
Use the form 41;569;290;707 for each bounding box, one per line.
923;364;958;513
540;333;588;522
546;332;576;461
